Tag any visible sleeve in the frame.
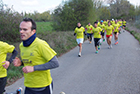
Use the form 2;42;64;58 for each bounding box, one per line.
8;49;18;63
99;27;102;32
74;28;77;33
83;27;85;32
92;28;94;33
40;42;57;63
34;56;59;71
112;26;114;30
4;42;15;53
105;26;107;31
85;25;87;30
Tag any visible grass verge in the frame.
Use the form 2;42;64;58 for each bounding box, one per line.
125;27;140;43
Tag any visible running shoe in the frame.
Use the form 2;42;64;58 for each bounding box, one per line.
89;41;92;44
98;46;100;50
78;53;81;57
115;41;118;45
100;43;102;45
95;51;98;54
103;39;105;42
110;45;113;48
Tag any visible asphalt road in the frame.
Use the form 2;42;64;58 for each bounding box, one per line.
5;30;140;94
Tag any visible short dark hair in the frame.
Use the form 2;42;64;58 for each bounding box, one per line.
94;22;98;24
23;18;36;30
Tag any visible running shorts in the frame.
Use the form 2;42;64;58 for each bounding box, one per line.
0;77;7;94
87;33;93;37
94;38;100;46
101;31;105;36
123;25;126;27
114;32;117;35
76;38;84;44
106;34;112;38
25;82;53;94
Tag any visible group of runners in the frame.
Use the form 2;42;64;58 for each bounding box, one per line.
0;18;59;94
74;19;127;57
0;18;127;94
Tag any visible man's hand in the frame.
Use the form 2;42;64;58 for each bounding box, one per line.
13;57;22;67
22;66;34;73
2;61;10;69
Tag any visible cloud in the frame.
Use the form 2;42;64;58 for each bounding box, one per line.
21;0;39;6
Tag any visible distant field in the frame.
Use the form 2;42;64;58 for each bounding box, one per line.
36;21;53;33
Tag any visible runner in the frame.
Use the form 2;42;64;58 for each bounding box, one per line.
99;20;106;44
0;41;18;94
92;22;102;54
112;20;121;45
85;23;94;43
105;21;114;49
118;19;122;34
111;19;115;25
13;18;59;94
74;22;86;57
122;19;126;32
103;20;108;26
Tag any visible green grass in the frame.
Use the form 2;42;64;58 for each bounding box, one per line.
36;22;53;34
7;63;23;85
125;27;140;43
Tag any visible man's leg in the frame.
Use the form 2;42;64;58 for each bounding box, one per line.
90;34;92;42
0;77;7;94
109;36;112;48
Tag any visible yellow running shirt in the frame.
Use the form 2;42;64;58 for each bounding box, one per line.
105;25;114;35
112;23;119;33
111;21;115;25
86;25;94;33
74;27;85;39
103;21;108;26
20;37;57;88
99;24;105;32
92;27;102;38
118;21;122;27
0;41;15;78
97;22;100;27
123;21;126;25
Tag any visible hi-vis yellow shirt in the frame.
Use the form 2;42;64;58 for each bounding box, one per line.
97;22;100;27
123;21;126;25
118;21;122;27
112;23;119;33
86;25;94;33
0;41;15;78
105;25;114;35
74;27;85;39
103;21;108;26
20;37;57;88
92;27;102;38
99;24;105;32
111;21;115;25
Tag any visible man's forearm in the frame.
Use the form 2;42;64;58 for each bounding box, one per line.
8;49;18;63
34;56;59;71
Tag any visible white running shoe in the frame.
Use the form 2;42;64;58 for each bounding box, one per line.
78;53;81;57
110;45;113;48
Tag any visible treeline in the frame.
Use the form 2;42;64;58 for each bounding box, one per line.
1;0;140;42
52;0;139;31
23;11;52;22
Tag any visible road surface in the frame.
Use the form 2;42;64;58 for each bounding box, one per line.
5;30;140;94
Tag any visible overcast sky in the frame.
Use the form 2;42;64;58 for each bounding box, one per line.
3;0;140;13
